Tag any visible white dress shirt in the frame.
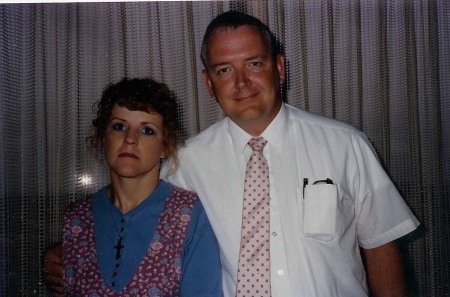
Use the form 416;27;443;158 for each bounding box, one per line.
162;103;419;297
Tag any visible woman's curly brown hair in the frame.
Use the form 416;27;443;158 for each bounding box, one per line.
88;77;183;171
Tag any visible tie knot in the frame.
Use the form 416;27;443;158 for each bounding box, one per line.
248;137;267;152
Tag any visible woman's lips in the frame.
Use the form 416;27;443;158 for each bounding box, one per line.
118;152;138;159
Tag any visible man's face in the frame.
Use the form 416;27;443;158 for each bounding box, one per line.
202;25;285;136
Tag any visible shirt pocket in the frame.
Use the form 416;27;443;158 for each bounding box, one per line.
300;184;339;242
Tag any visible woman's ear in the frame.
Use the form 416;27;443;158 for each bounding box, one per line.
160;145;169;159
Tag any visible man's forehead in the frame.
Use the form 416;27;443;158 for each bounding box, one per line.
206;25;268;53
210;25;261;39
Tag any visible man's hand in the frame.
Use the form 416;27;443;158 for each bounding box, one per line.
363;240;405;297
42;244;65;296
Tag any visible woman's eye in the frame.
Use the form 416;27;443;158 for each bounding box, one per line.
142;127;155;135
112;123;125;131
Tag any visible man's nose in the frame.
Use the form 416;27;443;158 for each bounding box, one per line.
235;69;251;89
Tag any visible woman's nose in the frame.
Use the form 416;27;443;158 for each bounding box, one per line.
124;129;138;145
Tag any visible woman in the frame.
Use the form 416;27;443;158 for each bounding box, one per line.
63;78;222;296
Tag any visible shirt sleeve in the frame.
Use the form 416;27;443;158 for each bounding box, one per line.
352;134;420;248
179;199;223;297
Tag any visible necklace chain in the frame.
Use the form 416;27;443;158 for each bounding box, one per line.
109;199;138;260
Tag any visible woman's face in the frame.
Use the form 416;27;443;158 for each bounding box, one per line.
103;104;166;181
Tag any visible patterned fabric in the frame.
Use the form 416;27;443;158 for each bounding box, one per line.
63;187;197;296
236;137;271;297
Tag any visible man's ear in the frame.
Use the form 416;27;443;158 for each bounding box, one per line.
276;54;286;84
202;69;216;99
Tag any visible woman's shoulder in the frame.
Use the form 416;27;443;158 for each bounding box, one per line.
165;185;209;221
170;185;198;198
64;194;95;214
167;186;199;210
65;186;107;213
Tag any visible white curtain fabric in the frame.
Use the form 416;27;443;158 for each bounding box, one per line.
1;1;449;295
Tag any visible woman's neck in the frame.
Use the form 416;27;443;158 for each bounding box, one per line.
108;174;160;214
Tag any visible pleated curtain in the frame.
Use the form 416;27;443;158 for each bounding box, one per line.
0;1;449;295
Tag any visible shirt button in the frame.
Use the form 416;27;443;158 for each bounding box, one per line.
278;269;284;275
272;232;277;236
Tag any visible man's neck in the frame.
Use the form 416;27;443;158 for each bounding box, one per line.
232;101;283;136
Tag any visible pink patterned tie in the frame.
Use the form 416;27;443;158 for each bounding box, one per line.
236;137;271;297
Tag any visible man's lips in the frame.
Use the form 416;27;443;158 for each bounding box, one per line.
118;152;139;159
235;92;258;101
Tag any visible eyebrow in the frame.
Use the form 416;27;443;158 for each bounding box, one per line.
109;116;125;122
209;53;269;70
208;60;230;70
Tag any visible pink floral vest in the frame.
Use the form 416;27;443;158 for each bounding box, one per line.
63;187;197;296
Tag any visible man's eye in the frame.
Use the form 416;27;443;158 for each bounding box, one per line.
217;68;229;75
112;123;125;131
249;61;262;67
142;127;155;135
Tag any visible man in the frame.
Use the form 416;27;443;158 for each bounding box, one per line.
43;11;419;296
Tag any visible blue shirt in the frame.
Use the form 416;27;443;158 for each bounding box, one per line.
93;180;222;296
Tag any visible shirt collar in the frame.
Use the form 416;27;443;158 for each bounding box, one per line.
101;179;173;216
227;103;289;155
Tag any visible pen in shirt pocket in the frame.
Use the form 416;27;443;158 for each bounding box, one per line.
303;178;334;199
